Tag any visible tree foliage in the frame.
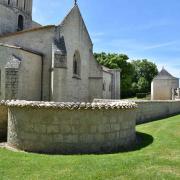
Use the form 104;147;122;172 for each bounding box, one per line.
94;52;134;98
131;59;158;93
94;53;158;98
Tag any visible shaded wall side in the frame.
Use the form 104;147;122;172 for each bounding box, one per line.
0;105;8;139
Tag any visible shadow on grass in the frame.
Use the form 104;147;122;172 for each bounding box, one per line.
134;131;154;151
102;131;154;154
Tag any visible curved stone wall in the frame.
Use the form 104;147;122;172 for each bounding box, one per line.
7;100;137;154
94;99;180;124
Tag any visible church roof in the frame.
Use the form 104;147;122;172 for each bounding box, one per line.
154;67;178;80
58;4;93;46
0;43;43;56
0;25;55;39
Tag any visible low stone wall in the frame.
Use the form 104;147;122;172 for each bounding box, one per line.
134;100;180;124
7;101;137;154
94;99;180;124
0;103;8;139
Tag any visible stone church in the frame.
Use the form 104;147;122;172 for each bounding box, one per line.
0;0;121;102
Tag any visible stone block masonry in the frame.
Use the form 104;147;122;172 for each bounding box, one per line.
7;101;137;154
134;100;180;124
94;99;180;124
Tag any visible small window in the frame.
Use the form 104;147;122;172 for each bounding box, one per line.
73;51;81;77
18;15;24;31
8;0;11;5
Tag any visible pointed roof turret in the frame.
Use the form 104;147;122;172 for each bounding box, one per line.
154;67;178;80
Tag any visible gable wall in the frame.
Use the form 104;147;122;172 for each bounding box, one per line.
52;6;103;102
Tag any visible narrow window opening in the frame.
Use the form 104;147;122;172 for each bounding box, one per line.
8;0;10;5
24;0;26;10
73;59;78;75
18;15;24;31
73;51;81;77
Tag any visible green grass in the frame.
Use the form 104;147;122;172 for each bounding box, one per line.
0;115;180;180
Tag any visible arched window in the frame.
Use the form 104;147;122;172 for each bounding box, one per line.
73;51;81;77
18;15;24;31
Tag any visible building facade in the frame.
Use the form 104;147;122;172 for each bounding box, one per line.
0;0;121;102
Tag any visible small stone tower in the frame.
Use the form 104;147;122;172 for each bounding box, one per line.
0;0;33;35
151;67;179;100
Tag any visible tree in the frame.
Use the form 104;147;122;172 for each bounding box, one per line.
131;59;158;93
94;53;158;98
137;77;149;92
94;52;135;98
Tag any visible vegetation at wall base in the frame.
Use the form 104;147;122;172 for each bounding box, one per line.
0;115;179;179
136;93;148;99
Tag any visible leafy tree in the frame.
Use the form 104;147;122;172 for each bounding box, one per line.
94;52;135;98
131;59;158;93
94;53;158;98
137;77;149;92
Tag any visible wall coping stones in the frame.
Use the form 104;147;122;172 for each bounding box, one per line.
3;100;137;110
94;99;180;103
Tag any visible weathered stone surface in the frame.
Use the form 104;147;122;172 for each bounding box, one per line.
151;68;179;100
94;99;180;124
7;100;137;154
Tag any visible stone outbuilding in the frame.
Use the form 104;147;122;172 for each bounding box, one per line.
151;67;179;100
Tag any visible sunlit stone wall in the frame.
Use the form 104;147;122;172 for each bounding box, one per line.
7;100;137;154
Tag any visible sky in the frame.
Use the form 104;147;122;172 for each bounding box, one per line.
33;0;180;78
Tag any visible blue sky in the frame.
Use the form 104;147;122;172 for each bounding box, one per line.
33;0;180;77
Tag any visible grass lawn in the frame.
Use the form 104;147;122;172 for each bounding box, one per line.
0;115;180;180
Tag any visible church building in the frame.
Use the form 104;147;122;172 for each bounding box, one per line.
0;0;121;102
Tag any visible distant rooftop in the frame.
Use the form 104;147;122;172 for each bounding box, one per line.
154;67;178;80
